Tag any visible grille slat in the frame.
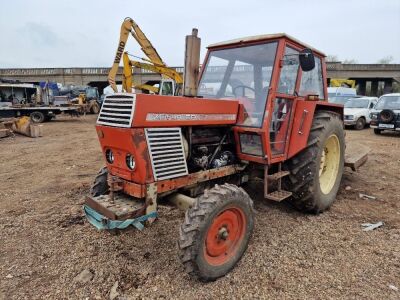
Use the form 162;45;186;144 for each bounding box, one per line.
145;128;188;180
97;94;135;127
101;112;132;117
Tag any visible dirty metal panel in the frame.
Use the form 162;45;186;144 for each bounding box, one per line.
85;193;145;221
145;127;188;180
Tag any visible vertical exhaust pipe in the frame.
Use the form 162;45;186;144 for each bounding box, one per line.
183;28;201;97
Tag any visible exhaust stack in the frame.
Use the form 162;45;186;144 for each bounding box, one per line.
183;28;201;97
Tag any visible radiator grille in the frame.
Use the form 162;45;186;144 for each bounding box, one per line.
145;128;188;180
97;94;135;127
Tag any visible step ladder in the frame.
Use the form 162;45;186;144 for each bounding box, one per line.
264;164;292;202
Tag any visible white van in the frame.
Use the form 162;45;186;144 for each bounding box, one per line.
328;87;357;105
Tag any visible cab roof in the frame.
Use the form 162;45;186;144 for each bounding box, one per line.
208;33;326;57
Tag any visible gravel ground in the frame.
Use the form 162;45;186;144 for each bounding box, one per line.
0;115;399;299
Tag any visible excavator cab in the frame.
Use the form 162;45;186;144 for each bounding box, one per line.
159;79;175;95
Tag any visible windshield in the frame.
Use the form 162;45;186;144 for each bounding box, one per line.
329;96;353;105
375;96;400;110
198;42;278;127
345;98;369;108
86;87;98;99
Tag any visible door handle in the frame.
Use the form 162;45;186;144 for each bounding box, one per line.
298;109;308;134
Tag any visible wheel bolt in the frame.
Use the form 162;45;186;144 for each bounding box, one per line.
218;227;228;240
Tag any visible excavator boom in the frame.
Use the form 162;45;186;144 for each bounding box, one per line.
108;17;183;94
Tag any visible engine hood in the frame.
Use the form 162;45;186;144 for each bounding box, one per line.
371;109;400;114
132;94;239;127
344;107;368;115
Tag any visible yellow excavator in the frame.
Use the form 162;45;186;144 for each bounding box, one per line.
108;17;183;95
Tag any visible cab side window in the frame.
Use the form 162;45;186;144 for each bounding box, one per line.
161;81;174;95
299;56;324;99
278;47;299;95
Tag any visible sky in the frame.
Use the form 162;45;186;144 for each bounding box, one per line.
0;0;399;68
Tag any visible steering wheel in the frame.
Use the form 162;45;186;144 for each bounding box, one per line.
233;85;255;97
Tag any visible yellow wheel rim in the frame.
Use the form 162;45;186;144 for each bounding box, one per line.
319;134;340;195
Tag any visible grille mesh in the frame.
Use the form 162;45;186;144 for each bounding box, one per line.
97;94;135;127
145;128;188;180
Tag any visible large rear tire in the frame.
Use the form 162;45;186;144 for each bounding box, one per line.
178;184;254;282
283;110;345;213
90;167;109;196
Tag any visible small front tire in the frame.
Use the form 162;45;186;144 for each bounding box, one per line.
90;167;109;196
178;184;254;281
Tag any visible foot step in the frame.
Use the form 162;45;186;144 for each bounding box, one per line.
267;171;290;181
265;190;292;202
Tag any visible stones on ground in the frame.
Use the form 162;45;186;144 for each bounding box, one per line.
109;281;119;300
345;186;352;191
389;284;398;291
359;193;376;200
74;269;94;283
361;221;384;231
5;274;13;279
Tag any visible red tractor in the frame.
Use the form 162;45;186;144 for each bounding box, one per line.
85;32;349;281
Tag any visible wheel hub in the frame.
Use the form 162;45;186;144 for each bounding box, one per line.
218;227;229;240
319;134;341;195
204;207;246;266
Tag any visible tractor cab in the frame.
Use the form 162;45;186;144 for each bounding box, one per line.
198;34;329;163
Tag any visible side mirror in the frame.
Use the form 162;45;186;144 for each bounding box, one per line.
299;48;315;72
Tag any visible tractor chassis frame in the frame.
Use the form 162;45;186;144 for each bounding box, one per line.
85;164;248;222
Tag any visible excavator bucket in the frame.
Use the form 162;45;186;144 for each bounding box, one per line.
344;139;369;171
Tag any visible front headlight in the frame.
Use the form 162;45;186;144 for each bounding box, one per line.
370;113;378;120
345;115;354;120
126;154;136;170
105;149;114;164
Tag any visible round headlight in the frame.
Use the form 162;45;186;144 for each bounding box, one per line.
105;149;114;164
126;154;135;170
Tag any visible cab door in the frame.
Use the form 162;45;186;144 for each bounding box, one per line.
269;46;300;158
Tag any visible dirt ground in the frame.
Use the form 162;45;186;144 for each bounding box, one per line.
0;115;399;300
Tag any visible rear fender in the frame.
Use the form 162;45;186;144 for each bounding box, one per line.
287;101;343;159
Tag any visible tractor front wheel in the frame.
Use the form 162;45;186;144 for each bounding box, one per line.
283;110;345;213
90;167;109;196
178;184;254;282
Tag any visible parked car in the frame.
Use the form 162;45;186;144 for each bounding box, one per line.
344;97;378;129
328;87;357;105
370;93;400;134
